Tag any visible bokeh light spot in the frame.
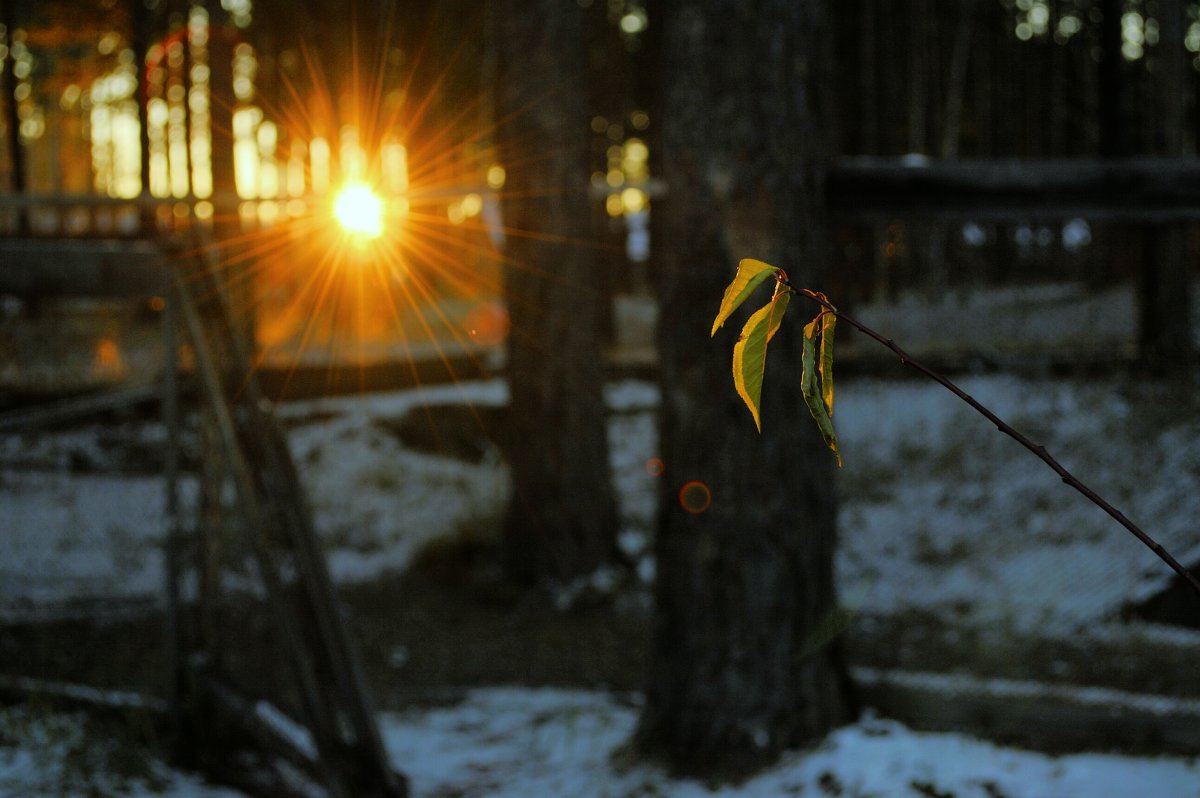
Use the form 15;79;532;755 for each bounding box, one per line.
487;164;507;190
645;457;664;477
464;301;510;346
620;187;647;214
678;480;712;514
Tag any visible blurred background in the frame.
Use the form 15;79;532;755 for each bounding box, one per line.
1;1;1199;796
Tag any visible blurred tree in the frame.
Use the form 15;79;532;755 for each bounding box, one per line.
1140;0;1194;375
493;0;620;583
636;0;853;778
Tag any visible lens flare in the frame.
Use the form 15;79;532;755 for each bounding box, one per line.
464;300;510;346
678;480;712;514
333;182;384;239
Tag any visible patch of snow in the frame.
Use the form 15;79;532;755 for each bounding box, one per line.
378;687;1200;798
0;706;244;798
0;676;165;713
834;375;1200;632
1084;621;1200;648
5;368;1200;795
278;380;512;584
604;378;659;413
0;376;665;615
5;688;1200;797
3;371;1196;633
854;667;1200;718
0;470;185;620
254;701;318;763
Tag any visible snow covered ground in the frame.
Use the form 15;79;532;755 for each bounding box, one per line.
0;704;242;798
835;375;1200;632
4;687;1200;798
4;373;1197;632
3;368;1200;795
382;688;1200;798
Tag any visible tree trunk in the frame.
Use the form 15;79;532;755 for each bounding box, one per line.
858;0;878;155
1;0;26;233
908;0;928;154
1141;0;1194;374
940;1;974;161
493;0;619;584
130;0;155;232
636;0;852;779
1099;0;1128;159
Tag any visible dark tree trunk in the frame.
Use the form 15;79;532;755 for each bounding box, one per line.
1141;0;1194;374
1;0;26;233
636;0;852;779
858;0;878;155
940;1;973;161
1098;0;1128;159
973;0;993;157
130;0;154;232
908;0;928;153
493;0;619;584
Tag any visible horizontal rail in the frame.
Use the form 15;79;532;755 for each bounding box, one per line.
7;158;1200;227
829;156;1200;220
0;192;241;210
0;239;168;297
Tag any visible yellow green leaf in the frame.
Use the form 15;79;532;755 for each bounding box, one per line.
802;317;843;467
765;282;790;344
732;283;791;432
802;318;819;398
819;312;836;417
712;258;780;337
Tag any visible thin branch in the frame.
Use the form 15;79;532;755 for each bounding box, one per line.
783;279;1200;599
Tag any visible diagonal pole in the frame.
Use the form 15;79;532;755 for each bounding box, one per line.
784;278;1200;599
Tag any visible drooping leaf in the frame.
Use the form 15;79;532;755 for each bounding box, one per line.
819;312;836;417
732;283;791;432
765;282;790;344
801;317;843;467
712;259;780;337
801;318;819;399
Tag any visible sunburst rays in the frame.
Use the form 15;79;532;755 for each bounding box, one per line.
176;0;629;410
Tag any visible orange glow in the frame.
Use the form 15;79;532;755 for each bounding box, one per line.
93;338;125;377
333;182;384;239
463;301;510;347
90;10;519;392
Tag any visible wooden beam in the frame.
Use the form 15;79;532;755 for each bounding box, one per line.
0;383;169;433
0;674;168;721
0;239;167;297
0;192;238;210
855;667;1200;755
829;157;1200;220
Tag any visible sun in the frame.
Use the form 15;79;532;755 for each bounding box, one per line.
333;182;385;240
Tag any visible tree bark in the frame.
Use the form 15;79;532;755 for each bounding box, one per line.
636;0;852;778
941;2;974;161
1099;0;1129;159
130;0;154;232
1140;0;1194;374
1;0;26;233
493;0;619;584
